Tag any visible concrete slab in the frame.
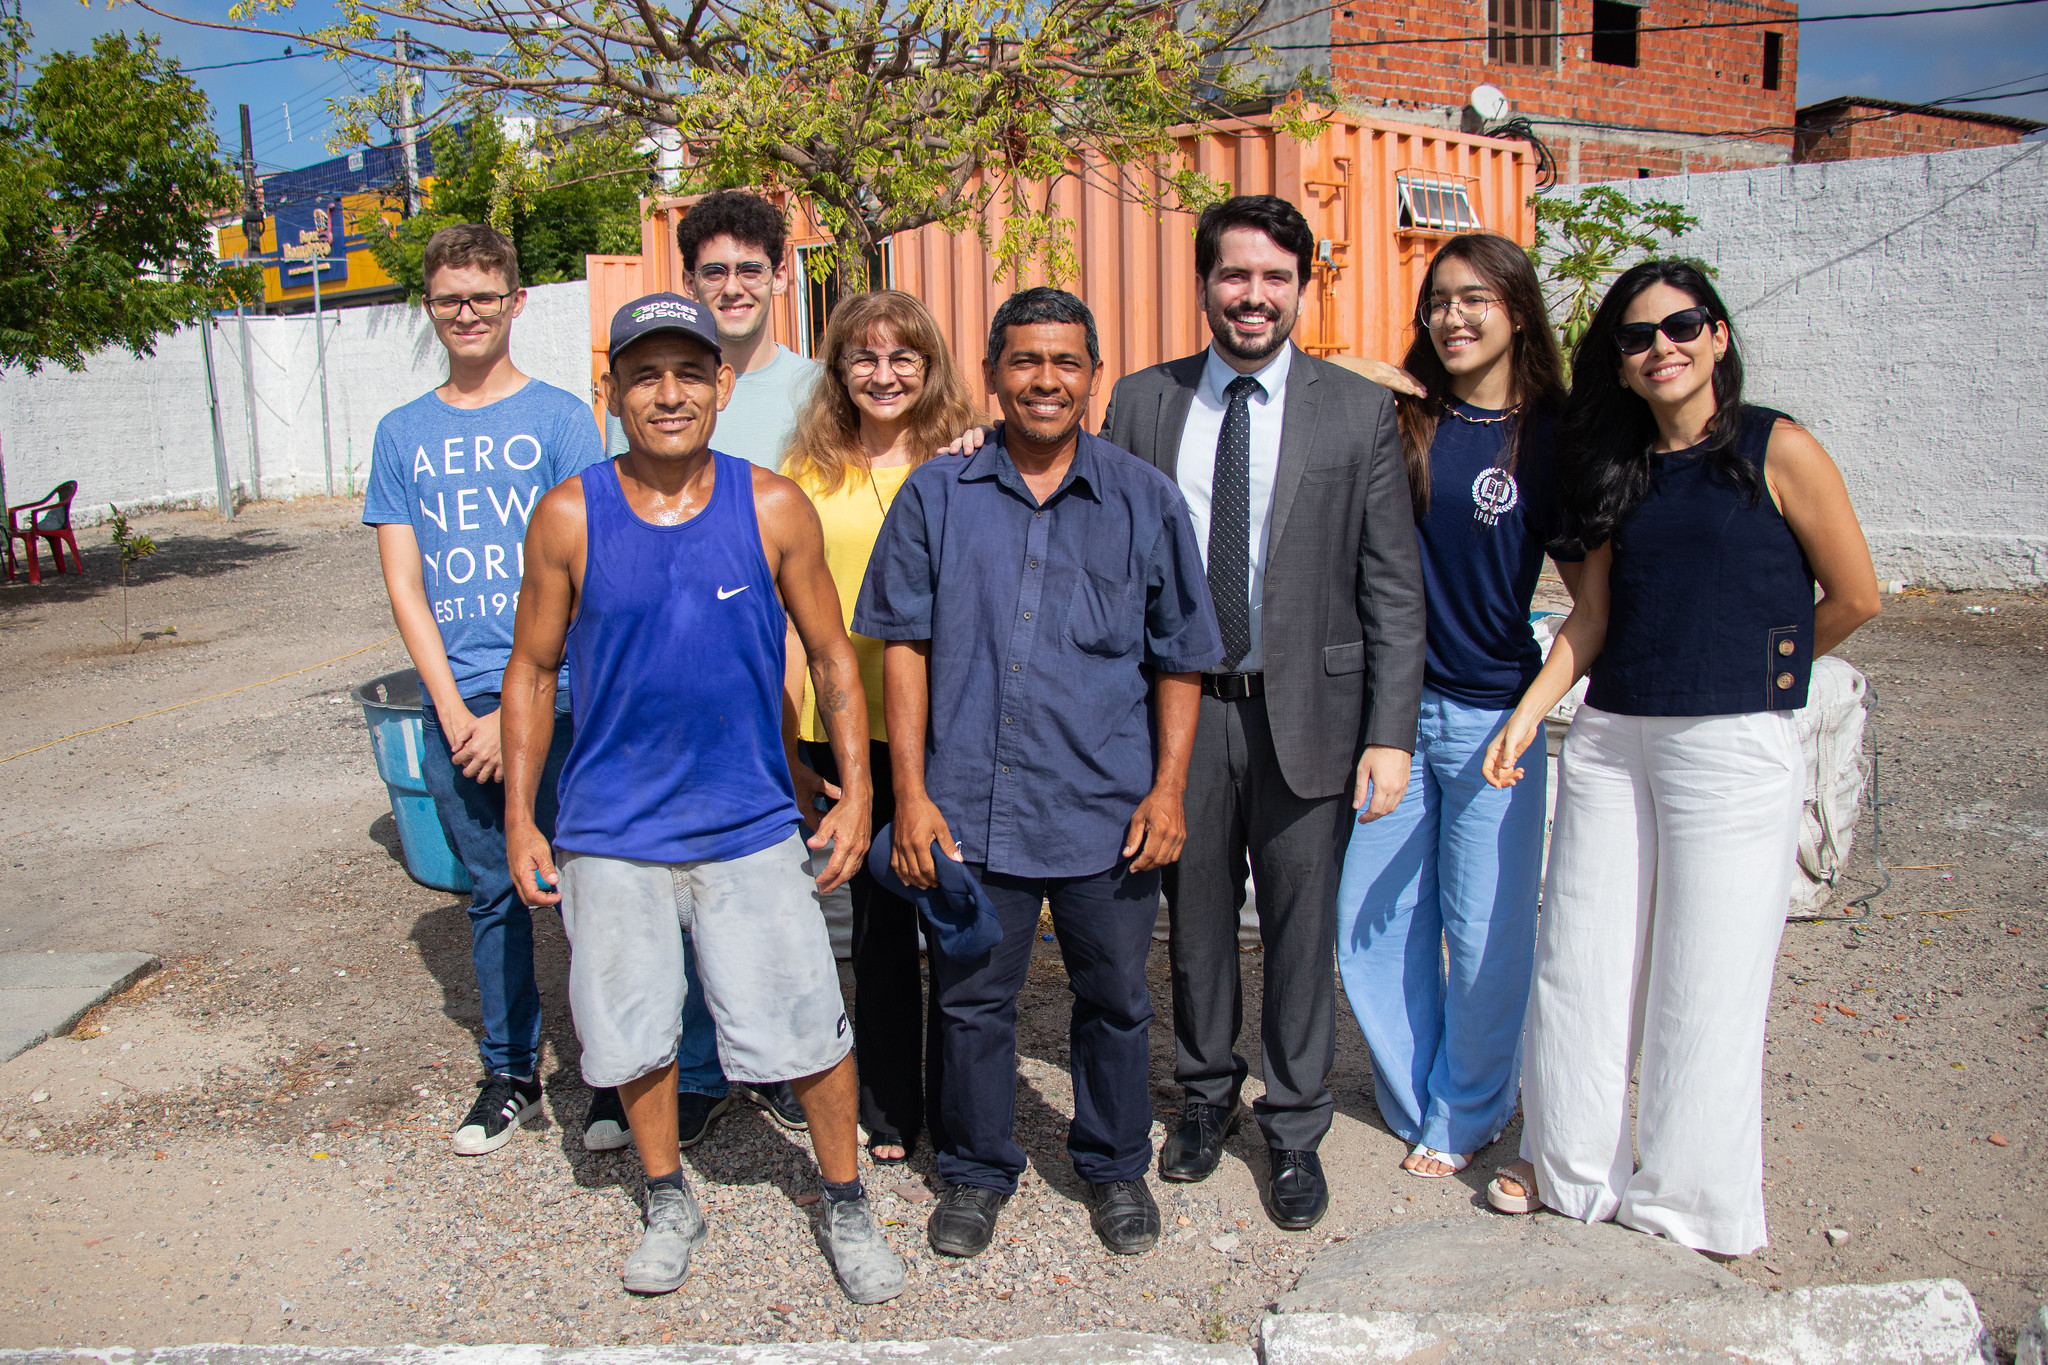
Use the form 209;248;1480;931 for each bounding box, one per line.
0;951;157;1062
0;1335;1254;1365
1263;1279;1994;1365
1276;1214;1753;1316
2017;1300;2048;1365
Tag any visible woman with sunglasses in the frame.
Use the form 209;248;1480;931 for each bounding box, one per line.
783;290;983;1164
1480;259;1879;1255
1333;234;1578;1181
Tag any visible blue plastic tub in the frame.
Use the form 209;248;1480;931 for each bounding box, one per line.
352;668;473;895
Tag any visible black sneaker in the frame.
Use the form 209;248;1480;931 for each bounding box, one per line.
678;1090;733;1148
738;1081;808;1132
583;1086;631;1152
453;1073;542;1156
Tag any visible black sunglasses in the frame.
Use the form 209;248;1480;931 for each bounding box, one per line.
1613;306;1716;355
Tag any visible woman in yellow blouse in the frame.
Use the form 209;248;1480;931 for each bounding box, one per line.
784;290;982;1163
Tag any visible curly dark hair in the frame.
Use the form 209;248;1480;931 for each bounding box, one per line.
675;190;789;272
1555;258;1755;555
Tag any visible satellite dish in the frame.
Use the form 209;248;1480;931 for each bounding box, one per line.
1469;84;1511;123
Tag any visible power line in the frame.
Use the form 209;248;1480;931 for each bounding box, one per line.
185;50;314;72
1246;0;2048;51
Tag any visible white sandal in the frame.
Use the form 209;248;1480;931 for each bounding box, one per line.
1486;1161;1545;1214
1405;1144;1470;1178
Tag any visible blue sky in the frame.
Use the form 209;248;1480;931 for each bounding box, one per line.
28;0;2048;175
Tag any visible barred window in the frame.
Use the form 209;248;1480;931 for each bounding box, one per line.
1488;0;1556;67
1395;173;1481;234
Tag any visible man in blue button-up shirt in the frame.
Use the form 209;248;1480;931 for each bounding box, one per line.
855;287;1221;1262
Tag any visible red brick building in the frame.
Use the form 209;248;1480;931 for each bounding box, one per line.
1269;0;1802;182
1794;96;2045;162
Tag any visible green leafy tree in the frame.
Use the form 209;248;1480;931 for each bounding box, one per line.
367;116;653;297
1530;186;1700;361
178;0;1322;287
0;20;257;373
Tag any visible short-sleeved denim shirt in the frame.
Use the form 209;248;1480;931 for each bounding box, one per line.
853;428;1222;879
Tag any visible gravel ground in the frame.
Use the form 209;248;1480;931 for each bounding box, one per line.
0;507;2041;1355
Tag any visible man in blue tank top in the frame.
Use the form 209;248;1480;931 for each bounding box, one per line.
498;294;904;1306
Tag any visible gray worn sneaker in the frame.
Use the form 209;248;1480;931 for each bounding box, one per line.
815;1195;906;1304
621;1180;708;1295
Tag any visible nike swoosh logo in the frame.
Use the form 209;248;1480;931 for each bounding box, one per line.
716;585;748;600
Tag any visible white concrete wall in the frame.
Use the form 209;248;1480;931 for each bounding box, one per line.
1576;142;2048;589
0;281;595;519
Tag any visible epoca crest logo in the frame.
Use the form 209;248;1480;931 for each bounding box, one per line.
1471;467;1519;527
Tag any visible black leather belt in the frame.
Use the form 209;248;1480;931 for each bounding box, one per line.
1200;671;1264;700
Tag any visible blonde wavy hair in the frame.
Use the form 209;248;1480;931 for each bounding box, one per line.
781;290;983;496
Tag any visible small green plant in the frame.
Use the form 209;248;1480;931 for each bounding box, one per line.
107;505;156;646
1530;186;1701;363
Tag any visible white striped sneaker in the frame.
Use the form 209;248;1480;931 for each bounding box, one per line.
452;1073;542;1156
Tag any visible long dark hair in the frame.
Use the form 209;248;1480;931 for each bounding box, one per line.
1554;258;1754;554
1394;233;1566;517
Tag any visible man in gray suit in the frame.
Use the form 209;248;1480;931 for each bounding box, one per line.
1101;195;1425;1231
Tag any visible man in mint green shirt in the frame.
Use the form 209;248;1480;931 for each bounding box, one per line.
603;191;821;467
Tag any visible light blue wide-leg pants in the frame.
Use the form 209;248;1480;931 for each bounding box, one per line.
1334;688;1547;1156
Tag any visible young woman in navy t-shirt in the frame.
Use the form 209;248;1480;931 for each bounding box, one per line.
1481;260;1879;1255
1334;234;1580;1180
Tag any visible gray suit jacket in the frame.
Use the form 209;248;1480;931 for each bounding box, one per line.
1102;346;1425;801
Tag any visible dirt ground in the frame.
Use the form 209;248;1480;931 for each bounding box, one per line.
0;504;2041;1355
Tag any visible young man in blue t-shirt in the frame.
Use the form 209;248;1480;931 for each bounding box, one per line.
363;224;606;1156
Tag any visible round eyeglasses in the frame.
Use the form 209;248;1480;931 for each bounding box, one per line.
1420;296;1502;331
841;350;928;378
693;262;772;288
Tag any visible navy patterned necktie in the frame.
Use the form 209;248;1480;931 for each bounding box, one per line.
1209;374;1261;670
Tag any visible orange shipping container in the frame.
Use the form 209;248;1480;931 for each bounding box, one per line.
586;109;1535;427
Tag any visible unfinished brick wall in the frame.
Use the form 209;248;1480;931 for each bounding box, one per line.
1796;103;2036;162
1329;0;1799;180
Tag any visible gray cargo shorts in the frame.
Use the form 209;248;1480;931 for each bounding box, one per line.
556;829;851;1089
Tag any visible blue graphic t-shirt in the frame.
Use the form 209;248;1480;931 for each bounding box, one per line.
1417;400;1577;709
363;379;606;700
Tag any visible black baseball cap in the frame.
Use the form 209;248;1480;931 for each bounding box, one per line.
607;292;721;367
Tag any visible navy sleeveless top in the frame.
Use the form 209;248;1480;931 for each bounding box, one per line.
554;454;801;864
1586;406;1816;718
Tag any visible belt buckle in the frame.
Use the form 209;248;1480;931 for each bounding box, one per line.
1210;671;1253;701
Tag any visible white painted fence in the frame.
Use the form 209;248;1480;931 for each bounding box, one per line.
1580;141;2048;589
0;281;594;519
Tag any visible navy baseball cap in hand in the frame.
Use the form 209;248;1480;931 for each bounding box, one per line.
867;824;1002;962
608;292;721;366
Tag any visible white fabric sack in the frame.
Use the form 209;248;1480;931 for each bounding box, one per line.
1789;656;1870;916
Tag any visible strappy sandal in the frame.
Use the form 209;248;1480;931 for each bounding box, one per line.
865;1133;913;1165
1486;1160;1546;1214
1405;1144;1470;1178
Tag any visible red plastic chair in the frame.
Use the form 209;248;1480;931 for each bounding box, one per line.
6;481;84;585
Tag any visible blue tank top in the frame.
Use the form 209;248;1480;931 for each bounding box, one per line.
1586;406;1816;718
553;454;800;864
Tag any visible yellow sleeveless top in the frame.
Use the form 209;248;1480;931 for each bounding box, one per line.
797;462;914;744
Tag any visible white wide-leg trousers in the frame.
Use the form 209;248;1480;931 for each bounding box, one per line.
1520;704;1801;1256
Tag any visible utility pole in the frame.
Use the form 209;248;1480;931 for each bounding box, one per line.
395;31;422;216
200;318;236;518
312;204;335;497
239;103;266;317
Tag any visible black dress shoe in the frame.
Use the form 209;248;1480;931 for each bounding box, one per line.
1264;1147;1328;1230
1084;1179;1161;1255
1159;1101;1241;1183
927;1183;1008;1257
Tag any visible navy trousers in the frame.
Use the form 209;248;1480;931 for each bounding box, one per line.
420;694;571;1080
929;861;1160;1194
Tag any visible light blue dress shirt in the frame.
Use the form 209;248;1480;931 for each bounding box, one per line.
1173;342;1294;672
